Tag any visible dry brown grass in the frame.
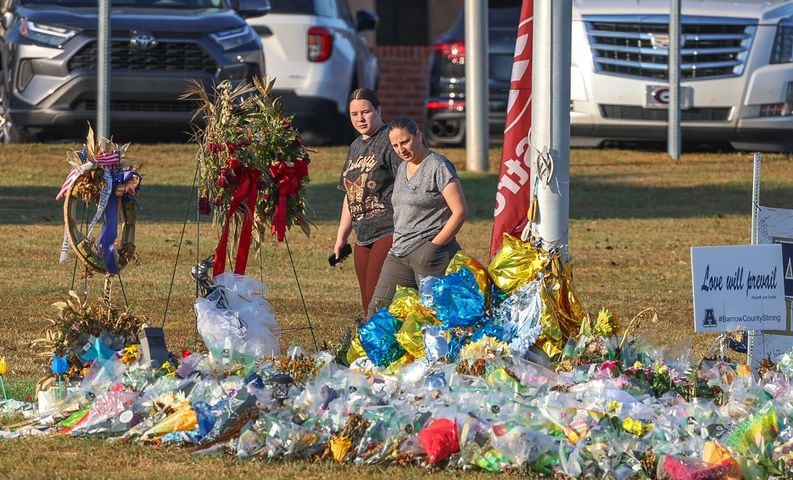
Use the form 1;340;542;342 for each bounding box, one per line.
0;142;792;477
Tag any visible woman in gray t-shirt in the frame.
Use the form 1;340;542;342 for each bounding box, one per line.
366;117;469;317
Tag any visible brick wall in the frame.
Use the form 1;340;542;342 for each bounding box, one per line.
373;45;432;128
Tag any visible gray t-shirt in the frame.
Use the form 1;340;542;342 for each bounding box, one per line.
391;151;459;257
338;125;402;245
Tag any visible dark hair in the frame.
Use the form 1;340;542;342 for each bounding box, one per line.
387;116;420;135
388;116;428;146
348;88;381;109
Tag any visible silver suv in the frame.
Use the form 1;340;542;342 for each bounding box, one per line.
247;0;378;145
0;0;270;142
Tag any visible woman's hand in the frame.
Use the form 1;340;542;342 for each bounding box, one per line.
334;196;353;260
431;179;468;245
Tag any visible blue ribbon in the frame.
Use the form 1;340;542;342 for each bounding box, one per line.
97;170;138;274
98;191;119;274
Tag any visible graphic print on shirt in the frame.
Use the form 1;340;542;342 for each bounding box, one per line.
343;153;388;221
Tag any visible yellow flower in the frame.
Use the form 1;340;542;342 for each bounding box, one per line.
622;417;653;436
119;345;140;365
159;361;177;378
0;356;6;376
633;360;643;369
594;308;621;336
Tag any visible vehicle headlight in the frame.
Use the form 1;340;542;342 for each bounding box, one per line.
211;25;257;51
771;17;793;64
20;18;77;48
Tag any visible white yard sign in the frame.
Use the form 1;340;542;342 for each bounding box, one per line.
750;206;793;365
691;244;785;333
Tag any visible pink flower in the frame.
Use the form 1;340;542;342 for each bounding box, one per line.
597;360;620;379
612;374;631;389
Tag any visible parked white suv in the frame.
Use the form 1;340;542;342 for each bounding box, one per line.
247;0;378;145
571;0;793;151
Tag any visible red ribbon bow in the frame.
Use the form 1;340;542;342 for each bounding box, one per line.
268;159;308;242
213;160;262;276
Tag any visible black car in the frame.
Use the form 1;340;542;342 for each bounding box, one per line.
424;0;521;147
0;0;270;142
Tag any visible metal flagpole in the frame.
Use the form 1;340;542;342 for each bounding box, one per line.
97;0;110;141
464;0;489;172
747;152;762;364
531;0;571;256
668;0;681;161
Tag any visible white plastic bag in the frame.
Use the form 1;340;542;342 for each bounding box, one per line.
195;273;280;359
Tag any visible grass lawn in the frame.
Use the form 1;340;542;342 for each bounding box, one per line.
0;142;791;478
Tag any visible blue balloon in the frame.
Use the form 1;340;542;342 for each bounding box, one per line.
472;321;505;342
358;308;404;367
446;331;468;363
433;268;485;328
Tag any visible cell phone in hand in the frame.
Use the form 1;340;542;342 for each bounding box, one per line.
328;243;352;266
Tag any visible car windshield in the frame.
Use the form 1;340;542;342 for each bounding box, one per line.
20;0;224;7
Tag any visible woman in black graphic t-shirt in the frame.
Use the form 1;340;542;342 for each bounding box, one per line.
333;88;401;316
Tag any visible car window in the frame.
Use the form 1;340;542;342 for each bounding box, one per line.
489;0;522;7
267;0;341;18
314;0;338;18
20;0;224;6
336;0;354;27
267;0;315;15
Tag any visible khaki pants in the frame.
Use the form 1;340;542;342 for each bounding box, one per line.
367;239;460;318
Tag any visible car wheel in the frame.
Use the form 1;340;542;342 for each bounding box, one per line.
0;81;24;144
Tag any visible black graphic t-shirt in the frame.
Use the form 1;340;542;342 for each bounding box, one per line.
338;125;401;245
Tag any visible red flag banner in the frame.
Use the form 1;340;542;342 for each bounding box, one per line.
490;0;533;258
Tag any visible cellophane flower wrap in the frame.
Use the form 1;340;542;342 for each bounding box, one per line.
184;77;311;275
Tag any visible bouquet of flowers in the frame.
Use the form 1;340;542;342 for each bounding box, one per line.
31;291;146;381
184;77;311;275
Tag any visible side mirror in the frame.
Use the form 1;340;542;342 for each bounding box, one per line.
235;0;271;18
355;10;378;32
1;10;13;31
